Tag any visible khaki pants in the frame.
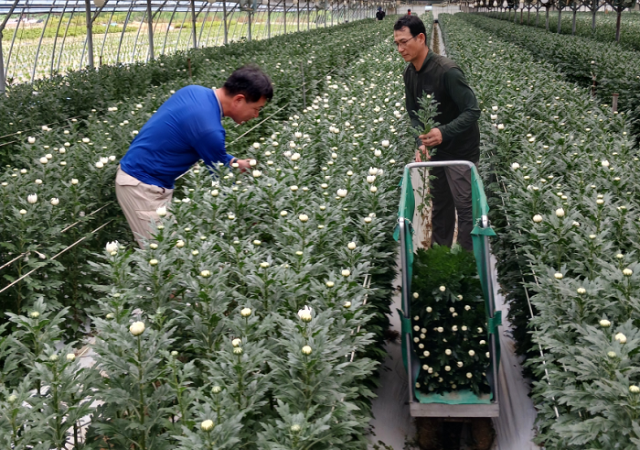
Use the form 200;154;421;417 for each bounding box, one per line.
115;166;173;248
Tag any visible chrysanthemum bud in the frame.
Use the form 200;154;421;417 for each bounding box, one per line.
240;308;252;317
129;321;145;336
298;306;313;322
201;420;214;432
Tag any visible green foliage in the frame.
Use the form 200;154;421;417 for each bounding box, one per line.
410;245;490;396
0;18;419;448
441;13;640;448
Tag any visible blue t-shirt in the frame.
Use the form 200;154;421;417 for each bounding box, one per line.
120;85;234;189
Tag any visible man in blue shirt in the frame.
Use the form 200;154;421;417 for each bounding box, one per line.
115;64;273;247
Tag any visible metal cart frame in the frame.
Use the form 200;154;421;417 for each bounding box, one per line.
397;161;500;418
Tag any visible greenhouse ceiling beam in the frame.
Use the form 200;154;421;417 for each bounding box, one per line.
0;2;301;13
91;0;109;22
0;0;20;96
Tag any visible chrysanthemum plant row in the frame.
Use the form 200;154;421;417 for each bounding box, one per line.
491;10;640;53
441;13;640;449
0;19;385;165
0;31;420;448
0;18;392;330
460;13;640;142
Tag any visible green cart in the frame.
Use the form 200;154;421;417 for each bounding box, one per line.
394;161;501;418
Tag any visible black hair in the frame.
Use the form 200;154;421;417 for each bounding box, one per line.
394;15;426;41
223;64;274;103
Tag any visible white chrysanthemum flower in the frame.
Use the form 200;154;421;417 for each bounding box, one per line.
260;262;270;268
341;269;351;277
298;306;313;322
497;124;504;130
533;215;543;223
200;270;211;278
156;206;167;217
201;420;214;431
381;140;390;147
348;242;357;250
337;189;348;198
615;333;627;344
554;273;563;280
232;338;242;347
301;345;312;355
299;214;309;222
623;268;633;276
129;322;145;336
599;319;611;328
105;241;119;253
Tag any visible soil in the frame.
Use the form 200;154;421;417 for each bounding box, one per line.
415;417;495;450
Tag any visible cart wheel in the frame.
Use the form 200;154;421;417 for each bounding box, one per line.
415;418;443;450
470;418;495;450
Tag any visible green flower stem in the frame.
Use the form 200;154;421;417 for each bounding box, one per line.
52;363;62;450
136;335;147;450
171;359;188;428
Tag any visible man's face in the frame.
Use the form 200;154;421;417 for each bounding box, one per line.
230;95;268;124
393;27;425;62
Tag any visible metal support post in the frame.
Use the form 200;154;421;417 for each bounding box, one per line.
612;93;619;113
307;0;310;30
0;0;20;95
223;0;229;44
0;36;5;96
268;0;271;37
148;0;156;58
297;1;300;31
248;10;252;41
190;0;197;48
85;0;94;68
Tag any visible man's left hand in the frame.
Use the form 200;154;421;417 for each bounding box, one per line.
419;128;443;148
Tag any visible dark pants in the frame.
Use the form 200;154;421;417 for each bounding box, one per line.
430;160;477;252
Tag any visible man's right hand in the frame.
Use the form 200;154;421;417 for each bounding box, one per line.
232;158;253;172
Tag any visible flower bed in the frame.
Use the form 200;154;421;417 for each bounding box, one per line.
459;13;640;143
0;18;392;329
441;13;640;448
0;26;423;447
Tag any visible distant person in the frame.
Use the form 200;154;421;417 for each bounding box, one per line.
115;65;273;247
376;7;386;20
407;9;412;15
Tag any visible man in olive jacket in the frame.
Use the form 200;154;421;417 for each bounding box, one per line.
394;15;481;251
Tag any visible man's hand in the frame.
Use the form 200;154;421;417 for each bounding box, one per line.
416;145;429;162
231;158;253;172
418;128;443;148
